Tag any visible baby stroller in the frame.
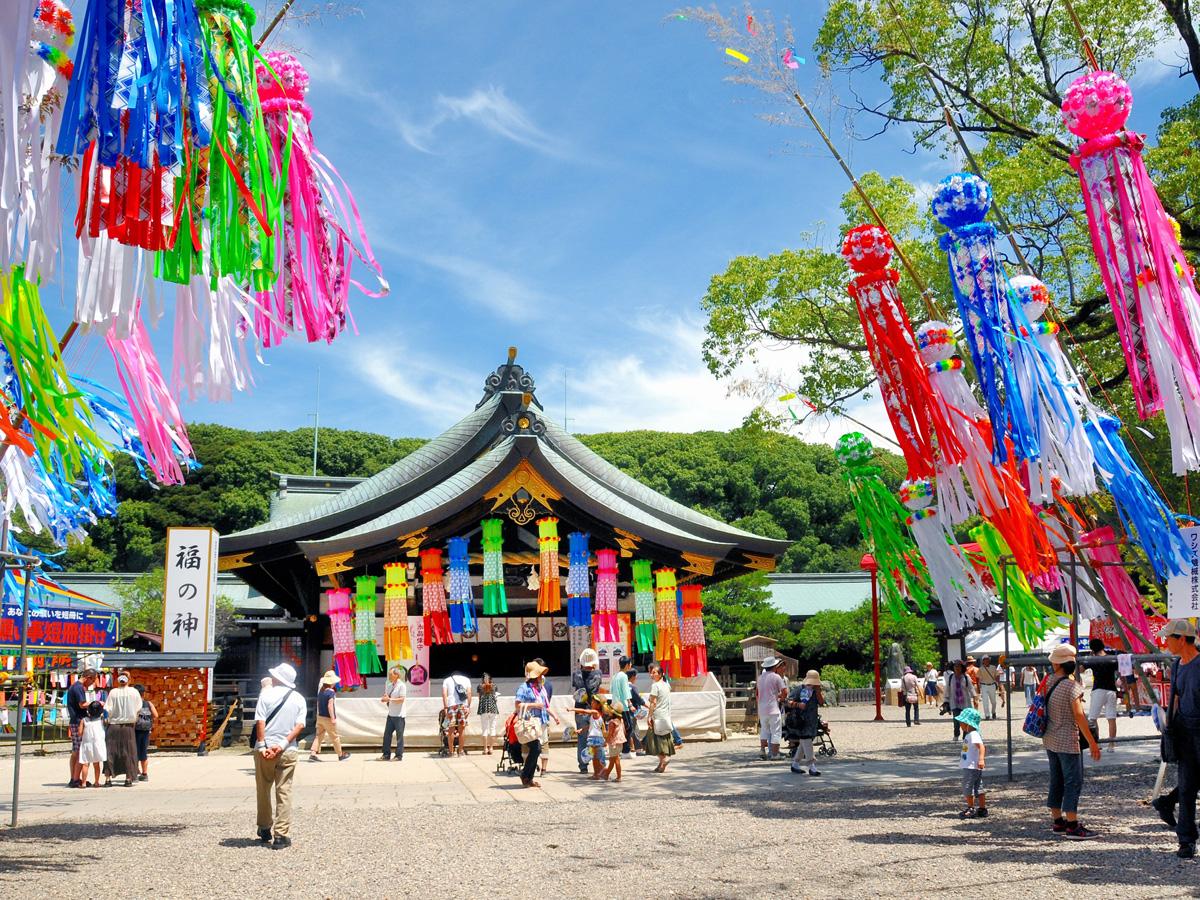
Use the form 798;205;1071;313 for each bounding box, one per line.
784;712;837;759
437;708;451;758
495;712;523;775
814;717;837;757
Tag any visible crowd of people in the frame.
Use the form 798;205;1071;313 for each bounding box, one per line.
66;669;158;789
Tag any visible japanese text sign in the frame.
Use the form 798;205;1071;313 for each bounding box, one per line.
163;527;220;652
1167;525;1200;619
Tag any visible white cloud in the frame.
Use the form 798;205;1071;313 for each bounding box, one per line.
393;86;572;158
393;247;548;321
350;340;480;425
1131;33;1191;88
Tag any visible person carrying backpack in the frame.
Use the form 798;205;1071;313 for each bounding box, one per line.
133;684;158;782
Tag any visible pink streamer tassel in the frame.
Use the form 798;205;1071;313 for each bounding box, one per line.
1081;526;1155;652
106;303;195;485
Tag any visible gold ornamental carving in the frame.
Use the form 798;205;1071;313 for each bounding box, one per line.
742;552;777;573
218;552;252;572
315;551;355;576
612;527;641;557
395;527;428;558
484;460;561;525
680;553;717;577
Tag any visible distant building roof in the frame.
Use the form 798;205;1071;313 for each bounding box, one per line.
766;572;871;618
53;572;275;615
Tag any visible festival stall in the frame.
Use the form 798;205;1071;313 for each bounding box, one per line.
221;352;788;744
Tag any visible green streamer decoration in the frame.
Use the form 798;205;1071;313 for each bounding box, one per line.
481;517;508;615
354;575;383;674
969;521;1065;650
835;432;930;619
0;266;107;481
632;559;656;652
159;0;287;288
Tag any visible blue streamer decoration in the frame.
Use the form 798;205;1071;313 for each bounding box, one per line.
566;531;591;628
446;536;475;636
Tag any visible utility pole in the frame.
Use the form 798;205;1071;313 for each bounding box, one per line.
311;368;320;477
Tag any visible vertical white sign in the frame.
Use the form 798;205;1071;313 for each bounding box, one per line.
162;527;220;652
1167;525;1200;619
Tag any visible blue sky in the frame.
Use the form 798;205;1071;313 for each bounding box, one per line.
51;1;1199;443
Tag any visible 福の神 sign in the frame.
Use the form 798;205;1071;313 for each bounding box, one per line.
163;528;220;652
1166;525;1200;619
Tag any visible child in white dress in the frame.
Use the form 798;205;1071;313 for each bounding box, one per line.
79;701;107;787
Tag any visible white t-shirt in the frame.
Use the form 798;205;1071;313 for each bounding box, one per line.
384;678;407;718
1022;667;1039;686
960;731;984;769
757;671;786;718
254;685;308;751
442;674;471;708
924;668;940;684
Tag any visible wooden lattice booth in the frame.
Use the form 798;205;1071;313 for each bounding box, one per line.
117;653;219;748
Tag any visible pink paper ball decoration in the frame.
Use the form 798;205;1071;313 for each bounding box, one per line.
1061;71;1133;140
841;223;894;272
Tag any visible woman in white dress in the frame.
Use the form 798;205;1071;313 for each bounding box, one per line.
78;701;107;788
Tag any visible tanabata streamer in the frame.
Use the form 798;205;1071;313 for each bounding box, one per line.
679;584;708;678
632;559;656;653
383;562;412;661
536;517;562;614
419;548;451;646
1063;71;1200;474
105;303;195;485
932;173;1084;487
593;548;619;643
254;51;386;347
1080;526;1154;651
171;275;260;402
899;478;994;636
840;223;964;479
970;522;1064;650
653;568;682;678
915;321;1054;575
836;432;930;618
327;587;359;687
566;532;591;628
480;517;507;615
447;537;476;636
354;575;381;675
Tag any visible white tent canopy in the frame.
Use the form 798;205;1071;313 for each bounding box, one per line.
962;620;1085;657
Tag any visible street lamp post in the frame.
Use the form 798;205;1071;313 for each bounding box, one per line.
860;553;884;722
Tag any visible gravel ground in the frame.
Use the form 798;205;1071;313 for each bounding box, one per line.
1;723;1193;899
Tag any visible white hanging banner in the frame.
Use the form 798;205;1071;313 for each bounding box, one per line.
1167;525;1200;619
162;527;219;652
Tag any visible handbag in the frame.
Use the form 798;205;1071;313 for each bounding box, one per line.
1161;662;1181;764
1022;677;1065;739
514;712;540;745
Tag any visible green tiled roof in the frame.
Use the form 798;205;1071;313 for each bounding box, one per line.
767;572;872;618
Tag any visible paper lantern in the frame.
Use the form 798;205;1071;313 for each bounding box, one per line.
566;532;591;628
536;517;562;614
653;568;683;678
969;523;1064;650
839;223;964;478
679;584;708;677
354;576;382;675
327;588;359;687
1064;70;1200;474
593;549;619;643
898;479;994;636
446;537;476;636
480;518;508;615
420;548;451;645
383;562;412;660
631;559;656;653
835;432;930;618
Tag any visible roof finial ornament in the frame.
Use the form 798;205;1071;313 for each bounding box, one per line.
478;349;537;408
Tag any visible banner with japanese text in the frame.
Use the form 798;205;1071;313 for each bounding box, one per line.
1167;525;1200;619
163;527;220;652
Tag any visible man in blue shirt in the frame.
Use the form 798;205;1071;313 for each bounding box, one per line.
67;670;96;788
1163;618;1200;859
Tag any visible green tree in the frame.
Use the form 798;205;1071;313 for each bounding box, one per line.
112;568;238;650
699;572;798;659
794;600;940;673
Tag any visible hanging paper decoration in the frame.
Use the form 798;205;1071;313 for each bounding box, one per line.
254;51;387;348
1085;414;1189;580
446;537;476;636
327;587;359;687
1080;526;1155;651
898;478;994;636
632;559;656;653
840;223;964;478
835;432;930;618
171;276;260;402
419;548;451;646
593;548;619;643
480;518;507;615
1063;71;1200;474
565;532;591;628
2;1;74;279
353;575;381;675
105;304;195;485
653;568;683;678
383;562;412;661
970;522;1064;650
536;517;562;613
679;584;708;678
915;321;1055;575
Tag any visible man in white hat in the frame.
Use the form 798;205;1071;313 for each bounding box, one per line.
309;670;349;763
756;657;788;760
572;648;602;773
253;663;308;850
1161;618;1199;859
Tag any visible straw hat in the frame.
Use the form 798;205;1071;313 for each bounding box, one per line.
760;656;781;670
268;662;297;689
525;661;548;680
1161;619;1197;639
319;670;340;686
1048;643;1076;665
802;670;822;687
